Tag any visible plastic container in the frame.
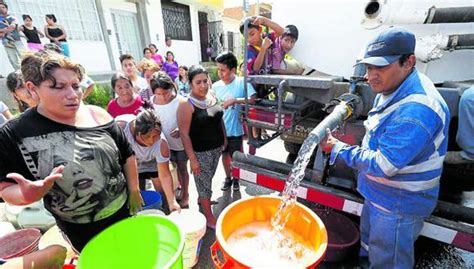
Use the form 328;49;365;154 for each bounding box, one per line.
314;209;360;262
18;205;56;232
137;209;166;216
38;225;76;260
78;215;185;269
0;228;41;259
211;196;327;268
168;209;207;268
141;190;163;210
5;200;55;231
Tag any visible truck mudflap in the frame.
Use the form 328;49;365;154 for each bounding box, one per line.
231;164;474;252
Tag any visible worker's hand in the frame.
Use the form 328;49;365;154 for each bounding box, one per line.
189;158;201;176
320;128;339;153
252;16;267;26
262;37;273;50
170;128;180;138
128;189;144;215
6;165;64;203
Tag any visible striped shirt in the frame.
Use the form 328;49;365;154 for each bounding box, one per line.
330;69;450;216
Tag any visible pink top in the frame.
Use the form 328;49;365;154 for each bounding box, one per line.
151;54;164;66
107;95;143;118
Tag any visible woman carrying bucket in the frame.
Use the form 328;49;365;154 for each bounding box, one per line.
120;100;181;213
0;51;143;252
177;65;226;228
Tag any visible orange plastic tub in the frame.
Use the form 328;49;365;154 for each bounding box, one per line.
211;196;327;268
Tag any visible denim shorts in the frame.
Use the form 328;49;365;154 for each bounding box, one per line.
223;136;243;157
170;150;188;162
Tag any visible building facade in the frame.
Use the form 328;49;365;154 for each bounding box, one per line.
0;0;223;76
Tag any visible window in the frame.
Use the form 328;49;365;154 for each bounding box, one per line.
8;0;103;41
161;1;192;41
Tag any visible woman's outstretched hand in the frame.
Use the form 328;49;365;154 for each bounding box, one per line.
6;165;64;204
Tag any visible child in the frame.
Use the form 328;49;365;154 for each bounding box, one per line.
240;16;284;76
271;25;304;75
213;51;256;191
175;65;190;97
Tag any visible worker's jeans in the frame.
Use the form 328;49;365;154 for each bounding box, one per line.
359;200;425;269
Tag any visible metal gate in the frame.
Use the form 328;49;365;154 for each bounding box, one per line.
111;10;142;61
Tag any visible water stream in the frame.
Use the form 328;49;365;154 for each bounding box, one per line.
271;132;323;232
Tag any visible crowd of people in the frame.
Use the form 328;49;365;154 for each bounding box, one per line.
1;2;69;70
0;5;473;268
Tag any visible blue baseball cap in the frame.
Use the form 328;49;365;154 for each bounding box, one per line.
359;26;415;67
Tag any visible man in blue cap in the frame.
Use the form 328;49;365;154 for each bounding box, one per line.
322;26;450;268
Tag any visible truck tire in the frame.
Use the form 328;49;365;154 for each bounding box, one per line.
284;141;301;155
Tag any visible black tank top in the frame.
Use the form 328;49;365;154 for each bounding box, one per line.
47;27;66;42
22;26;41;44
189;99;224;152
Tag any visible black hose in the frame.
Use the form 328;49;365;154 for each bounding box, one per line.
447;34;474;50
426;6;474;24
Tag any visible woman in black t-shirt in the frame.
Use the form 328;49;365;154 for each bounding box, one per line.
177;65;226;229
44;14;70;57
18;14;44;52
0;52;143;252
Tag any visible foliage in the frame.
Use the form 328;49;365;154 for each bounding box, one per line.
207;66;219;83
83;83;113;109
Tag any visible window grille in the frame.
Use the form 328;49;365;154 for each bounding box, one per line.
161;1;192;41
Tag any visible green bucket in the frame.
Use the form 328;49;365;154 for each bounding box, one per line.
78;215;184;269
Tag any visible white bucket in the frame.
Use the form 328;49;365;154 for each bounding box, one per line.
6;200;55;231
137;209;166;216
168;209;206;268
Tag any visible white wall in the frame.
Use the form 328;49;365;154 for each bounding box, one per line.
272;0;474;83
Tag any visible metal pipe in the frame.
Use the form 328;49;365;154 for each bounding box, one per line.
362;0;474;29
307;101;351;145
276;80;287;130
242;16;253;123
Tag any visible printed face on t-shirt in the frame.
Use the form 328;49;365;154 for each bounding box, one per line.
53;138;107;199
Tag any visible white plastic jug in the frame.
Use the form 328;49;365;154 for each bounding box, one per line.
168;209;206;268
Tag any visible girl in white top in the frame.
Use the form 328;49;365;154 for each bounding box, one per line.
149;72;190;208
118;102;180;213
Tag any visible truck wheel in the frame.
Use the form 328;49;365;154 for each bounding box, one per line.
284;141;301;155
